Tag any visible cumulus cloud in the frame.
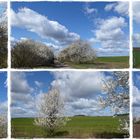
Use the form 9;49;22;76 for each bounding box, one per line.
50;71;107;116
51;71;104;99
84;3;97;15
89;17;129;56
133;85;140;118
0;101;7;115
105;2;129;16
11;8;80;45
133;33;140;47
0;2;7;24
11;72;36;118
35;81;43;87
11;71;114;117
11;72;33;94
133;86;140;107
133;2;140;23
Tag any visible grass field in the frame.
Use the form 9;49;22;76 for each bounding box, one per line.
65;56;129;69
11;116;128;138
133;48;140;68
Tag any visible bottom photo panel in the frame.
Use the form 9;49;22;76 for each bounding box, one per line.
133;71;140;138
11;71;130;139
0;72;7;138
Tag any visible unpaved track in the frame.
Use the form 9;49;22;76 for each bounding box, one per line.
134;124;140;138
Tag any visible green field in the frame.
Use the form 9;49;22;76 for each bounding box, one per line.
11;116;128;138
133;48;140;68
65;56;129;69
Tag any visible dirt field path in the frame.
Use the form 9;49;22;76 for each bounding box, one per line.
134;124;140;138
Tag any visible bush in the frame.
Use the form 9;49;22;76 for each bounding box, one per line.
11;40;54;68
58;40;96;64
0;24;7;68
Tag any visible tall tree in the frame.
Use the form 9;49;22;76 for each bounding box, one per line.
34;87;68;136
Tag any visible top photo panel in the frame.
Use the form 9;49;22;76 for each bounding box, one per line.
11;2;129;69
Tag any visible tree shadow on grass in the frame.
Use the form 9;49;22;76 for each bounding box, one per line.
44;131;69;138
94;132;129;139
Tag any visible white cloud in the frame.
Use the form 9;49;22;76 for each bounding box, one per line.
11;71;114;117
133;2;140;23
133;86;140;107
35;81;43;87
0;2;7;24
11;72;33;94
11;8;80;45
133;85;140;118
105;2;129;16
133;33;140;47
89;17;129;56
11;72;36;118
51;71;104;99
84;4;97;15
105;3;116;11
50;71;106;116
0;101;7;115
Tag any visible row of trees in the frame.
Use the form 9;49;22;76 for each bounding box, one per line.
34;72;129;137
11;39;97;68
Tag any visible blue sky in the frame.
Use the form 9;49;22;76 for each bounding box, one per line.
0;72;7;102
11;71;129;118
0;72;7;115
11;2;129;56
133;2;140;47
0;2;6;14
133;72;140;118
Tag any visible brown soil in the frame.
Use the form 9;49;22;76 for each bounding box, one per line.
134;124;140;138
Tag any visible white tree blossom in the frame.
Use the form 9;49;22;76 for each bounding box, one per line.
99;72;129;135
34;87;68;136
58;40;96;64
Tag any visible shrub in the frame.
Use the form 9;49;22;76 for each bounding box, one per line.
11;40;54;68
58;40;96;64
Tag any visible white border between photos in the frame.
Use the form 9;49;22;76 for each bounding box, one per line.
0;0;139;139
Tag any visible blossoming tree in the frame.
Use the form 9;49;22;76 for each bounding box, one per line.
58;40;96;64
34;87;68;136
99;72;129;134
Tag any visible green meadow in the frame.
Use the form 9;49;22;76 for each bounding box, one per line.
11;116;128;138
64;56;129;69
133;48;140;68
